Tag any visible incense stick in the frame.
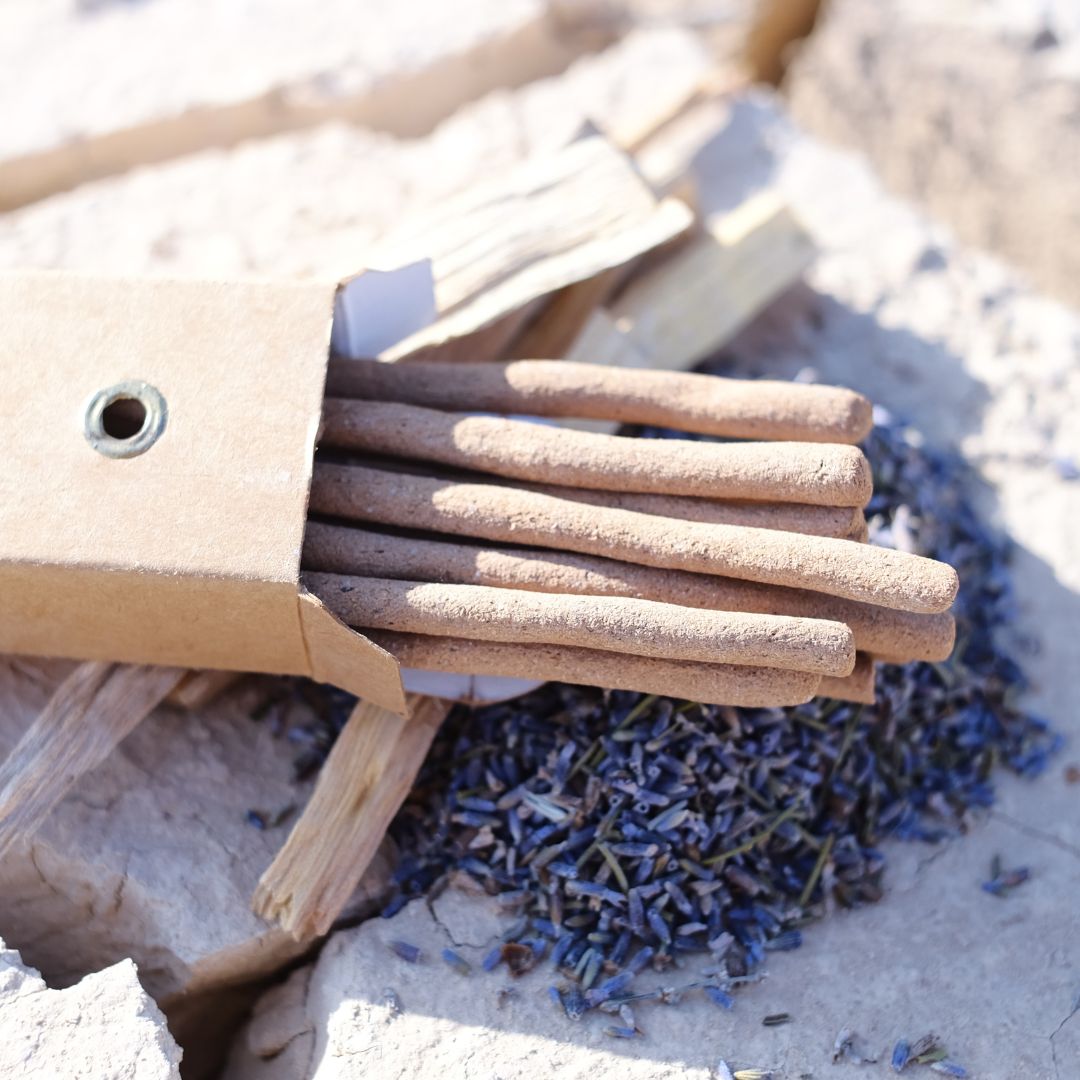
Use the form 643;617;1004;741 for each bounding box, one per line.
308;464;958;613
306;572;856;676
320;399;873;507
365;631;822;707
325;358;873;444
302;523;954;661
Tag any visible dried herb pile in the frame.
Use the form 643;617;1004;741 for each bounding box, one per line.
376;411;1059;1006
277;409;1058;1027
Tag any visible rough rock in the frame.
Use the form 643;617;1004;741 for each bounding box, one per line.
0;0;613;210
231;92;1080;1080
788;0;1080;306
0;936;182;1079
0;28;709;281
0;660;391;1074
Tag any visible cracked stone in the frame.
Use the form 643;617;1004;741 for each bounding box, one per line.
0;661;391;1076
0;936;182;1079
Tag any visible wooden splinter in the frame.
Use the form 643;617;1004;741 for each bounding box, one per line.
366;631;822;708
0;662;186;855
254;694;450;940
320;399;873;508
306;572;856;676
325;357;874;444
309;464;959;614
302;524;955;662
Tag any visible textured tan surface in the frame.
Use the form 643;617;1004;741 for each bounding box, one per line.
321;399;872;504
366;630;820;707
310;464;958;612
307;573;855;675
327;357;872;443
0;659;392;1072
302;524;955;661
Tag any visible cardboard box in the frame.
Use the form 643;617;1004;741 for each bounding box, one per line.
0;270;435;715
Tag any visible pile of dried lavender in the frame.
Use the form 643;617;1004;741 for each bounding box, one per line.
370;409;1059;1014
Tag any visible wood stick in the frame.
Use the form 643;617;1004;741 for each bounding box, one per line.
302;524;955;662
306;572;855;676
365;631;822;708
166;669;241;710
0;662;186;855
253;694;449;940
309;464;959;613
325;358;873;445
319;399;872;507
817;653;876;704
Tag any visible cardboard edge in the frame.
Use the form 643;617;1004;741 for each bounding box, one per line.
297;591;408;716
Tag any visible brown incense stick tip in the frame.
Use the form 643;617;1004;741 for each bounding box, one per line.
320;399;874;507
326;358;873;445
306;573;856;676
817;653;876;704
363;631;822;708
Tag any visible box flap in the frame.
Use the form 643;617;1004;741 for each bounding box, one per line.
0;271;405;712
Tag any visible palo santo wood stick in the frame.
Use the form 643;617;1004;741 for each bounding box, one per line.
0;662;186;855
325;357;873;444
254;694;450;940
320;399;872;507
302;524;955;662
305;572;855;676
817;653;876;705
365;631;822;708
166;669;241;710
309;464;959;613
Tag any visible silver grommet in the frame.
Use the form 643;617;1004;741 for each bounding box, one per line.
83;380;168;459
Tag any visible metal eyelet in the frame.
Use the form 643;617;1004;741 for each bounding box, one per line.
83;380;168;459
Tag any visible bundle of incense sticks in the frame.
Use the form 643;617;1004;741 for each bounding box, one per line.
304;358;958;707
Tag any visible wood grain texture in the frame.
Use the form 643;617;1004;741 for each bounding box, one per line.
0;662;186;855
253;694;450;940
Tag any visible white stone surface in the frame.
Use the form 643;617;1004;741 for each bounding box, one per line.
0;936;182;1079
788;0;1080;305
0;29;709;282
0;0;609;208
